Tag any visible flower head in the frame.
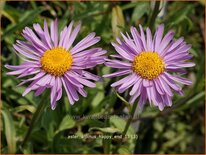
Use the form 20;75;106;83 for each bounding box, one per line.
5;19;106;110
104;24;195;111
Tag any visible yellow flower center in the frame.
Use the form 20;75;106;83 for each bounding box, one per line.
40;47;73;76
132;52;165;80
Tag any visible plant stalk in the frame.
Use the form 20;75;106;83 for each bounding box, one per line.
103;113;111;154
22;91;49;147
113;100;138;153
148;1;161;32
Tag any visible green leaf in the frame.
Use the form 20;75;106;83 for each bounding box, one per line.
0;0;5;13
109;116;135;136
86;119;105;128
118;145;131;154
121;2;140;10
53;135;83;153
55;115;75;134
131;2;149;23
2;109;16;153
114;90;131;111
165;5;193;26
109;115;137;152
89;127;121;134
21;142;33;154
2;7;45;40
175;91;205;112
1;5;23;23
91;83;104;107
111;5;125;38
14;105;36;113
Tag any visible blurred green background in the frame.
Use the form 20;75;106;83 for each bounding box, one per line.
1;1;205;154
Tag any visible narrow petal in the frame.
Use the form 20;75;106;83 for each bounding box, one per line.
103;69;132;78
129;81;143;104
65;79;79;101
50;80;58;110
65;22;81;50
35;86;46;96
153;79;165;95
59;26;68;47
105;59;132;69
75;77;96;88
68;71;96;88
166;62;195;68
61;21;74;48
154;24;164;51
71;32;98;54
111;42;134;61
130;26;143;52
56;77;63;101
17;72;46;86
130;77;142;95
120;32;138;54
22;77;42;96
165;37;184;54
165;72;192;85
143;79;153;87
64;73;84;88
71;37;100;54
77;87;87;97
146;28;153;51
160;74;182;92
81;71;100;81
33;23;50;49
50;18;58;47
16;40;43;56
44;20;53;48
13;44;39;60
158;30;174;53
118;73;137;93
139;25;147;51
111;74;133;87
61;77;75;105
17;69;40;78
157;77;173;96
22;27;48;51
7;68;28;75
137;87;147;109
36;74;53;87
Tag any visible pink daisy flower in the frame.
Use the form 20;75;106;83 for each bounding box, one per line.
5;19;106;110
104;24;195;111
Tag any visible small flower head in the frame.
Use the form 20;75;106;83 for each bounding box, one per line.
40;47;73;76
132;51;165;80
104;24;195;111
5;19;106;110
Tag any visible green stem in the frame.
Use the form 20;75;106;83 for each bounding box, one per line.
103;114;110;154
148;1;160;32
113;101;138;153
122;101;138;136
22;91;49;147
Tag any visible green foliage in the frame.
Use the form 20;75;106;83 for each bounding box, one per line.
56;115;76;134
1;1;205;154
2;108;17;153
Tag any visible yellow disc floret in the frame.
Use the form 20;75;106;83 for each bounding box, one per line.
40;47;73;76
132;52;165;80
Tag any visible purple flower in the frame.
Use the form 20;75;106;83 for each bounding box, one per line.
5;19;106;110
104;24;195;111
